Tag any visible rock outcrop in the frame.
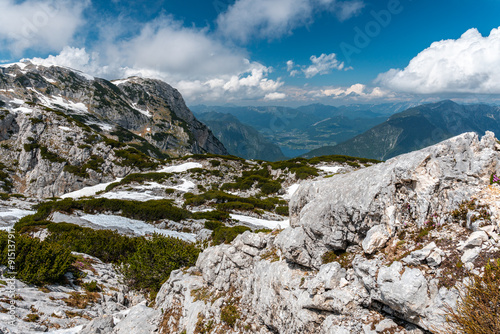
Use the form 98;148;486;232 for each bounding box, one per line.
285;131;499;268
106;132;500;334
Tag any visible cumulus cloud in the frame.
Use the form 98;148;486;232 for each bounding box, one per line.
114;18;250;81
376;27;500;95
287;53;346;78
217;0;364;43
0;0;88;55
26;45;284;104
28;46;102;74
321;83;392;99
303;53;345;78
264;92;287;100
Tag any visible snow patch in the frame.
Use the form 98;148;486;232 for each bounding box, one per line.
44;325;84;334
99;191;165;202
75;71;94;81
87;121;113;131
80;213;196;242
0;208;36;231
13;106;33;114
111;78;131;86
10;98;26;105
168;179;196;192
230;214;289;230
133;103;152;117
61;179;123;199
35;93;89;114
58;126;72;131
43;76;57;84
157;162;202;173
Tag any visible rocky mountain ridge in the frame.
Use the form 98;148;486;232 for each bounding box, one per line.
0;61;227;197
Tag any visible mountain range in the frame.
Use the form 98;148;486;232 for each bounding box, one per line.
303;100;500;160
191;103;414;158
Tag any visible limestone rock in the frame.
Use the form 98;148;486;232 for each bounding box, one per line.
461;247;482;263
80;315;115;334
362;225;391;254
288;132;499;268
459;231;489;250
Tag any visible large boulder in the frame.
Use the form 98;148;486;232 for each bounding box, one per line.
286;132;500;268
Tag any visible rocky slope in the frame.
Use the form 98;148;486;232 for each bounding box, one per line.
0;152;368;334
0;61;227;197
304;100;500;160
97;131;500;334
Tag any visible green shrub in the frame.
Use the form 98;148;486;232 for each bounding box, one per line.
204;220;225;230
0;234;74;285
0;163;13;192
209;160;221;167
221;304;240;327
212;226;250;245
275;206;289;216
293;166;318;179
45;225;141;264
185;190;276;211
15;219;51;234
23;143;40;152
82;280;100;292
29;117;44;124
217;202;254;212
26;198;191;223
122;234;199;292
40;146;67;163
114;147;158;170
192;210;230;221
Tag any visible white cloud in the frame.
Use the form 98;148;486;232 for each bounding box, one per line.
217;0;364;43
287;53;345;78
303;53;345;78
26;45;284;104
376;27;500;95
264;92;287;100
28;46;101;73
114;18;250;81
321;83;392;99
335;0;365;21
0;0;87;55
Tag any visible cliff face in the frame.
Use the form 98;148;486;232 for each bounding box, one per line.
0;62;227;197
98;132;500;334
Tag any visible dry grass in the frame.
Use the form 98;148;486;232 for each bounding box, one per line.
62;292;99;309
444;259;500;334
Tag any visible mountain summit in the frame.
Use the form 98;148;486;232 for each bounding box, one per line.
0;62;227;197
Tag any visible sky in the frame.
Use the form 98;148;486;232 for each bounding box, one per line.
1;0;500;106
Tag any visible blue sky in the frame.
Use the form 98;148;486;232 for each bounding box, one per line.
1;0;500;106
